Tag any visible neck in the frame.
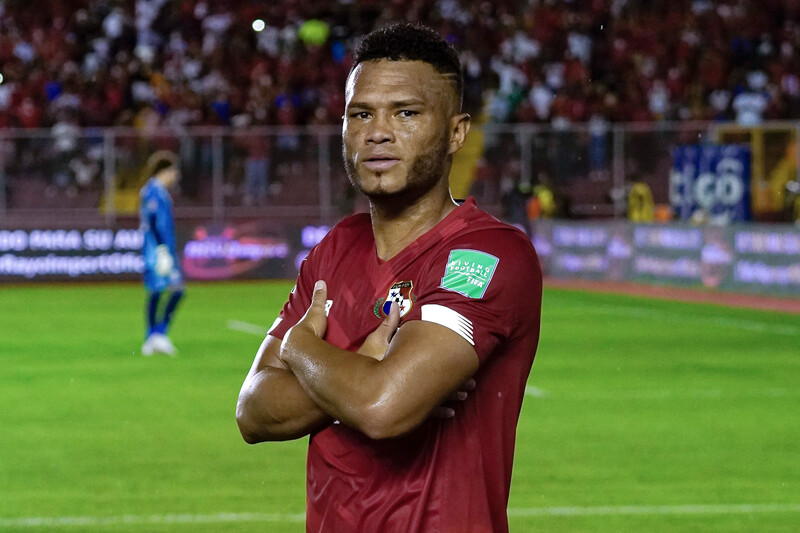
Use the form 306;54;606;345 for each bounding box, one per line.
370;185;458;261
156;175;172;189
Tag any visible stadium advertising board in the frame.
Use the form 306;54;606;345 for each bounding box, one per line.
0;229;143;280
540;221;633;281
528;221;633;284
670;144;751;224
728;226;800;293
3;220;797;297
179;222;329;281
631;226;704;286
0;223;317;283
531;220;800;296
629;224;800;294
180;223;293;280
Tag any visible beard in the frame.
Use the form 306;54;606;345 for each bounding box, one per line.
343;135;450;203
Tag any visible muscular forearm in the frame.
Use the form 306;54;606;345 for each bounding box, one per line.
277;281;480;439
236;365;332;443
280;325;415;439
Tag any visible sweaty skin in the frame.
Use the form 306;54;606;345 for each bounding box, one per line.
237;58;476;442
342;59;470;260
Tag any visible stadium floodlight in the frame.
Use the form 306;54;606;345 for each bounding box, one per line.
252;19;265;32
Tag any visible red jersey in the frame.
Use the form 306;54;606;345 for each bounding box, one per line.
270;198;542;533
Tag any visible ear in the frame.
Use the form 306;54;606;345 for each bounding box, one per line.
447;113;471;155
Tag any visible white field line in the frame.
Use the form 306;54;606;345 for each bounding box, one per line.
562;303;800;336
525;385;797;400
507;503;800;517
0;512;305;528
3;504;799;528
226;319;267;336
525;386;550;397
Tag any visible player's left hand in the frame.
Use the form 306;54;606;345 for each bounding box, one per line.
154;244;174;277
431;377;476;419
357;301;400;360
294;280;329;338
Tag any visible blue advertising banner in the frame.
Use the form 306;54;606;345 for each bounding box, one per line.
728;227;800;292
670;144;751;223
534;221;633;282
531;220;800;296
631;225;704;286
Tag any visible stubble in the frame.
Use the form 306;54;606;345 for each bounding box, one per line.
343;134;450;203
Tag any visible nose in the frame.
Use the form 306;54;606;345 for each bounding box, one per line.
365;112;394;144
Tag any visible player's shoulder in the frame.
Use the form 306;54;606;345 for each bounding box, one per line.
140;178;161;199
429;199;541;290
428;202;541;305
451;199;537;257
333;211;372;232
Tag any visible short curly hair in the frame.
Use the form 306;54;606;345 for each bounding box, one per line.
353;23;463;108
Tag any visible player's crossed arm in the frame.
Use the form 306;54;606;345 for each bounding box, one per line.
236;280;478;443
236;333;333;443
278;280;479;440
356;296;476;419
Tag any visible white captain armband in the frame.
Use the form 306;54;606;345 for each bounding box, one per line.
420;304;474;346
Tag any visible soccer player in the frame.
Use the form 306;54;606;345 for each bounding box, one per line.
236;23;542;533
139;151;184;356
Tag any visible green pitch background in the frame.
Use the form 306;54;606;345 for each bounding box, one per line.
1;282;798;532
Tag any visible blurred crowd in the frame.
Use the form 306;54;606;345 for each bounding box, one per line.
1;0;800;132
2;0;800;220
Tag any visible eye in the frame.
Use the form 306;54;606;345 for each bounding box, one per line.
350;111;371;120
398;110;418;118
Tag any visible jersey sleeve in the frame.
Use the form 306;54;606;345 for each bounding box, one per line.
402;228;542;364
266;240;321;340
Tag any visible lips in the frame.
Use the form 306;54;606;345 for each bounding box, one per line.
363;155;400;172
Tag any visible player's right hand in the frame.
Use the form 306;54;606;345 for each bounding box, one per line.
154;244;174;276
294;280;329;338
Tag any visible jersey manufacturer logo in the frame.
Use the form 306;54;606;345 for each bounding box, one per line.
374;281;414;318
440;249;499;299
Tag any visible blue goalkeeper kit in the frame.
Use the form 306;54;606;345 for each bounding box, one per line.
140;177;182;292
139;177;183;341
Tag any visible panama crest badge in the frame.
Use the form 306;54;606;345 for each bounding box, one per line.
374;281;414;318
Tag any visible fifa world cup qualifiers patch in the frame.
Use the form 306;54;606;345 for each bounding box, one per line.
374;281;414;318
440;249;499;299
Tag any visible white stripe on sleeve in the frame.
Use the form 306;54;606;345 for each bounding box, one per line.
420;304;474;346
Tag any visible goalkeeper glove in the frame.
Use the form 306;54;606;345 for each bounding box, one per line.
154;244;175;276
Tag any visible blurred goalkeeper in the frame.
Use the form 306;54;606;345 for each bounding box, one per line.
139;150;184;356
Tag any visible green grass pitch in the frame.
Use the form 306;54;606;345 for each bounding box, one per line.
1;281;798;532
